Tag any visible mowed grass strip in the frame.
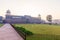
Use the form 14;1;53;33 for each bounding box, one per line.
0;24;3;27
14;24;60;40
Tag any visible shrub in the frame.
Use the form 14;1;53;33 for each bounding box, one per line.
15;26;33;36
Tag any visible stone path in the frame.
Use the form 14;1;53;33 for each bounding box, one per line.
0;24;24;40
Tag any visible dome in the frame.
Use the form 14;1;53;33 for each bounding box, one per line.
6;10;11;13
6;9;11;15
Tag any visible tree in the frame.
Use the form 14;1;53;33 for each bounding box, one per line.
46;15;52;25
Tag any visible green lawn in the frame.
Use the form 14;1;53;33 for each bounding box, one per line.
14;24;60;40
0;24;3;27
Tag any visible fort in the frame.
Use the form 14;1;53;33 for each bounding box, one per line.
0;10;45;24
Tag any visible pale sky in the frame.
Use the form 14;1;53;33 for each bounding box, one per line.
0;0;60;20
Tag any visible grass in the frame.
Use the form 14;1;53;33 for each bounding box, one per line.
0;24;3;27
14;24;60;40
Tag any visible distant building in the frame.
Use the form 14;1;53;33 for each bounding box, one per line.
5;10;26;23
4;10;45;24
5;15;27;23
52;19;60;24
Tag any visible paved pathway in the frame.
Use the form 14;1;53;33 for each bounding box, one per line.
0;24;24;40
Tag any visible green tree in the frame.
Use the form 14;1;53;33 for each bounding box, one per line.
46;15;52;25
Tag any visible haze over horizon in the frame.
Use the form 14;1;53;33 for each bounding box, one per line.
0;0;60;20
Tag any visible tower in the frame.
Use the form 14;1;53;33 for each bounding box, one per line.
38;14;41;19
38;14;41;23
5;10;11;23
6;9;11;15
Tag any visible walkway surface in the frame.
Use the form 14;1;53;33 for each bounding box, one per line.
0;24;24;40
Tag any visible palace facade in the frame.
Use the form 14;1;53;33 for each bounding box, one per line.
0;10;45;24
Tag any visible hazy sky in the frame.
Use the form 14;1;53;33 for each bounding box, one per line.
0;0;60;20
